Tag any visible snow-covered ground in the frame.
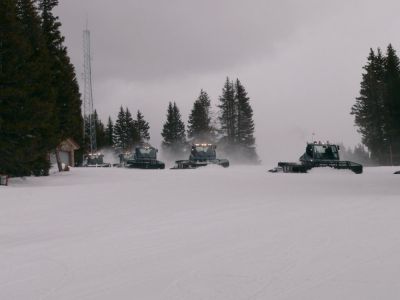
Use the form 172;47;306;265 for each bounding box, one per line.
1;166;399;299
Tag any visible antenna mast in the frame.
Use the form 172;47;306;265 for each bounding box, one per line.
83;26;97;153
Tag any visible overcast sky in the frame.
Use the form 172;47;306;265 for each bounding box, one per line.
55;0;400;163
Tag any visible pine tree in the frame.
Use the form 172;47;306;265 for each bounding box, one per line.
105;116;114;147
173;103;186;145
352;49;387;164
218;77;236;145
236;79;255;145
125;108;139;148
93;110;106;149
113;107;139;151
38;0;83;148
14;0;57;176
383;44;400;164
235;79;258;162
161;103;175;148
136;110;150;142
187;89;213;142
113;107;128;151
1;0;82;175
0;0;32;176
161;102;186;157
217;77;258;162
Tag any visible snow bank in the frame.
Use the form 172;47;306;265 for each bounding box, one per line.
0;166;399;299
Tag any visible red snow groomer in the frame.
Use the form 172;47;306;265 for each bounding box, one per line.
269;142;363;174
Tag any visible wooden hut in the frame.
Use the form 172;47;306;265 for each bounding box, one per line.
50;138;80;167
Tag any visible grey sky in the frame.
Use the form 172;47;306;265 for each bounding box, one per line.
55;0;400;163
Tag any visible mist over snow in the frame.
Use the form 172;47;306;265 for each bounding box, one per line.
53;1;400;164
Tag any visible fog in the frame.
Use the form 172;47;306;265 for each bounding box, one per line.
55;0;400;165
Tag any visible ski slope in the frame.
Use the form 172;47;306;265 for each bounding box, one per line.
1;166;399;299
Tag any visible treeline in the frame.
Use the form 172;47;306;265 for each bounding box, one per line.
161;78;258;163
0;0;83;176
352;44;400;165
97;77;258;163
93;108;150;151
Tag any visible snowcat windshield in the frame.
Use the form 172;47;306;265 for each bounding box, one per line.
191;145;216;159
136;148;156;159
86;155;104;164
313;145;339;160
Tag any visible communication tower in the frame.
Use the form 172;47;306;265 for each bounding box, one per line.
83;27;97;153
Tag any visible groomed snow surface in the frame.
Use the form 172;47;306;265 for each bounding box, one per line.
1;166;400;299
